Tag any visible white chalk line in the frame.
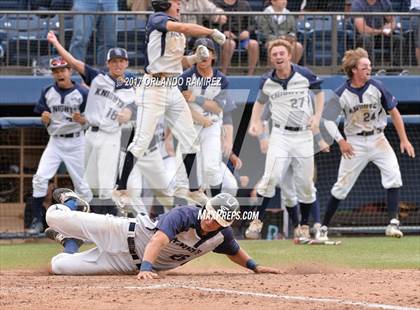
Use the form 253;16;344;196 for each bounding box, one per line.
125;283;419;310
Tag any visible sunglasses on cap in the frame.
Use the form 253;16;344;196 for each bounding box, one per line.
49;57;69;69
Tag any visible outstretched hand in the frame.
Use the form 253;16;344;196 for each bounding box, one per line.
137;271;159;280
47;31;59;45
254;266;282;274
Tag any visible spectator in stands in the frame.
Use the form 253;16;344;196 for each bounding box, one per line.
181;0;227;25
69;0;118;66
127;0;151;11
213;0;260;75
411;0;420;65
258;0;303;64
351;0;404;66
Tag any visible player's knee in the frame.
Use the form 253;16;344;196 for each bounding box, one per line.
330;186;348;200
46;204;70;228
50;253;71;275
32;174;49;196
383;176;403;189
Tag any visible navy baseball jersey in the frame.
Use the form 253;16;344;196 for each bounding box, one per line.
34;82;88;136
134;206;240;271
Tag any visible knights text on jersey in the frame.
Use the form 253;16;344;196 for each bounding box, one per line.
257;64;322;128
34;83;88;136
335;79;397;136
144;12;186;74
135;206;240;271
81;65;136;132
179;66;229;121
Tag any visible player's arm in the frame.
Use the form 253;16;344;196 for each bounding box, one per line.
227;248;280;274
166;21;225;44
222;123;234;157
137;231;170;280
182;90;223;114
46;31;85;75
191;107;213;128
389;108;415;158
248;100;265;137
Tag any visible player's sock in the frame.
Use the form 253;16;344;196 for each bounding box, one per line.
286;205;299;228
256;193;271;220
322;195;342;226
117;151;135;191
299;203;312;226
387;187;400;220
64;199;78;211
311;198;321;224
210;183;222;197
32;196;45;223
63;239;80;254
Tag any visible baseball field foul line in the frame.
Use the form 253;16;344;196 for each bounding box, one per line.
126;284;419;310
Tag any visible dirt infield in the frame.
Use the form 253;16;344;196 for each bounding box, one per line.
1;265;419;310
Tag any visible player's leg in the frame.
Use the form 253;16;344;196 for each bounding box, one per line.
29;139;63;233
84;131;99;194
128;85;165;158
199;122;223;196
321;137;368;238
221;162;238;196
61;135;93;203
50;246;136;275
95;131;121;215
279;166;300;239
371;135;403;237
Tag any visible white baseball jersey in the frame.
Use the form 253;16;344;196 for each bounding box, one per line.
258;64;322;127
179;66;228;122
145;12;186;74
335;79;397;136
82;65;137;132
35;83;88;136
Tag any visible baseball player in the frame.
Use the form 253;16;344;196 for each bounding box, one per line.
179;38;228;197
247;39;324;241
45;188;279;277
126;0;226;200
27;57;93;235
47;31;136;215
319;48;415;240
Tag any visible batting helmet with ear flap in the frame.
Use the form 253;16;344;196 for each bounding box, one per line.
151;0;171;12
204;193;240;227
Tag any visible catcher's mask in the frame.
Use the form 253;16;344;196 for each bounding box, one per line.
203;193;240;227
151;0;171;12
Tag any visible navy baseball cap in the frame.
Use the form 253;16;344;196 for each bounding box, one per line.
193;38;216;53
107;47;128;61
49;56;70;69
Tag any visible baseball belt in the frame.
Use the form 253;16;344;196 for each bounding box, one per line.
127;221;141;270
54;131;82;138
273;123;304;131
356;128;383;136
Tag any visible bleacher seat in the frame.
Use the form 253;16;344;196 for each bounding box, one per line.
0;1;19;10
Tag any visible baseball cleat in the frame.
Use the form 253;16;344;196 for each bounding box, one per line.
317;225;329;241
53;188;90;212
245;219;263;240
111;188;132;209
27;219;44;235
174;188;208;206
45;227;83;247
385;219;403;238
300;225;310;239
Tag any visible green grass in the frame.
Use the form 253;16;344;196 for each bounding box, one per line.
1;237;419;270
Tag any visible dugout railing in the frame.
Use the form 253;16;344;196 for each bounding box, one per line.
0;11;419;74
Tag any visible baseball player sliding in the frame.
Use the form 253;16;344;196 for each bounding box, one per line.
45;188;279;278
27;57;92;234
247;39;324;241
319;48;415;240
47;31;136;215
123;0;226;203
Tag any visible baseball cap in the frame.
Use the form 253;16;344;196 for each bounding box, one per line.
203;193;240;227
193;38;216;53
106;47;128;61
49;56;70;69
